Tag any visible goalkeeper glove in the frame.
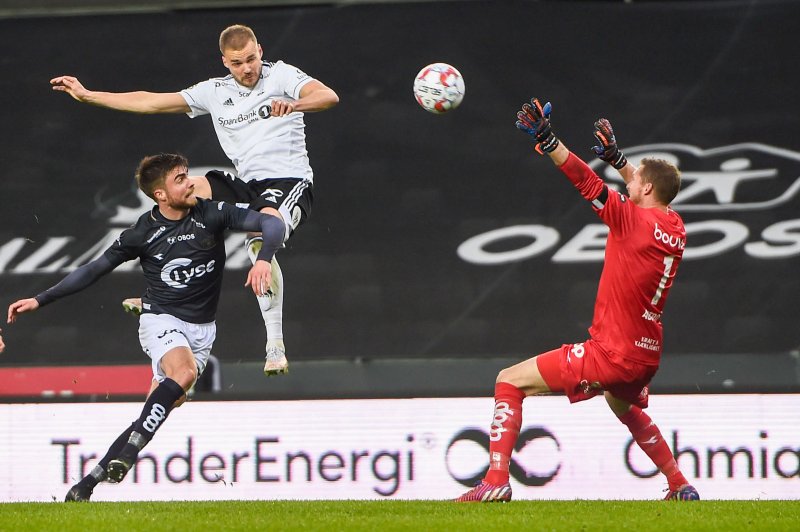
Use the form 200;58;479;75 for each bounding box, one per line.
516;98;559;154
591;118;627;169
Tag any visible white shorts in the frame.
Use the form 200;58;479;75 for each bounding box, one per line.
138;313;216;383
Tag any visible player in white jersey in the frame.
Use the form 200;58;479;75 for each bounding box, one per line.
50;24;339;376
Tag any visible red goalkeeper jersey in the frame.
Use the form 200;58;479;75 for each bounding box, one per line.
559;153;686;366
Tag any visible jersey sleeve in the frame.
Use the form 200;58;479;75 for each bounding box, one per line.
103;226;144;265
274;61;314;99
35;218;151;306
179;79;214;118
35;255;117;307
201;199;283;257
559;152;638;237
200;198;252;231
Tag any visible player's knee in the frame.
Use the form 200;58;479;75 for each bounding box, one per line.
259;207;282;220
495;366;517;385
168;366;197;392
604;391;632;417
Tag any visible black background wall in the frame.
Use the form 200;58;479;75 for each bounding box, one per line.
1;0;798;370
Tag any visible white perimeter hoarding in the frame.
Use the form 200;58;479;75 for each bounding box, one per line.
0;395;797;501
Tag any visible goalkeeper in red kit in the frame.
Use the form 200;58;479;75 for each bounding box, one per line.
456;98;698;502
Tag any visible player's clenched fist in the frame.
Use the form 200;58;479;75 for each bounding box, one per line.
270;99;296;117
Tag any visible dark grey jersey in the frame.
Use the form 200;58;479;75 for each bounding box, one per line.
105;198;250;323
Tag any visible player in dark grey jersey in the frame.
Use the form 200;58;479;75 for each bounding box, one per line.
6;153;284;502
51;24;339;376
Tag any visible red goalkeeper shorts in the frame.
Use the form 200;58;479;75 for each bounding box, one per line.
535;339;657;409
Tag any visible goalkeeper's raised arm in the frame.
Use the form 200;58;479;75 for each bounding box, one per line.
515;97;605;201
591;117;635;183
515;97;569;165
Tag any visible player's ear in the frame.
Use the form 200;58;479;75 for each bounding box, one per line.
153;188;167;202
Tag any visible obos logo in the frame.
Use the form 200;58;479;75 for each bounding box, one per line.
446;427;561;487
160;258;216;288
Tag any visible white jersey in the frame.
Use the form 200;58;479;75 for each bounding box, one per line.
180;60;314;183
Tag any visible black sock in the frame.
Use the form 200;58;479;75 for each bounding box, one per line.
77;422;136;489
119;378;185;462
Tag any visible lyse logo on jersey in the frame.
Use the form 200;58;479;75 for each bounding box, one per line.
653;223;685;250
160;258;216;289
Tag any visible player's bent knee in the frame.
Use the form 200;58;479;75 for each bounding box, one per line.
495;364;534;389
604;391;632;417
495;356;554;395
167;366;197;392
259;207;283;221
496;366;516;384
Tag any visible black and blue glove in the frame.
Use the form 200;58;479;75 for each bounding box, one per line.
591;118;627;170
516;98;559;154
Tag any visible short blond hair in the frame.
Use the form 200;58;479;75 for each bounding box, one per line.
219;24;257;54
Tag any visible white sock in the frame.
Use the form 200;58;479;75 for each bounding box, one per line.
246;237;273;312
245;236;284;344
265;256;284;343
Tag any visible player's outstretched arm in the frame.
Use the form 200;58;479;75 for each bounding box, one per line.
517;98;611;203
272;80;339;116
7;298;40;324
14;256;118;320
592;118;634;183
515;97;569;165
50;75;190;114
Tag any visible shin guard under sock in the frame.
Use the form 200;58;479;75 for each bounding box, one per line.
484;382;526;486
118;378;185;463
77;422;136;489
619;406;688;490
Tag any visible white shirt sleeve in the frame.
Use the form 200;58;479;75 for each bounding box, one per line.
179;79;214;118
273;61;314;99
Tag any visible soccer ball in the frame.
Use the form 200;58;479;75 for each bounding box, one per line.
413;63;465;114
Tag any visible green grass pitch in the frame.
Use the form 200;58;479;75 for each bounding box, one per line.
1;500;799;531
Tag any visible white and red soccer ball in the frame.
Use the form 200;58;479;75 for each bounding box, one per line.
413;63;465;114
